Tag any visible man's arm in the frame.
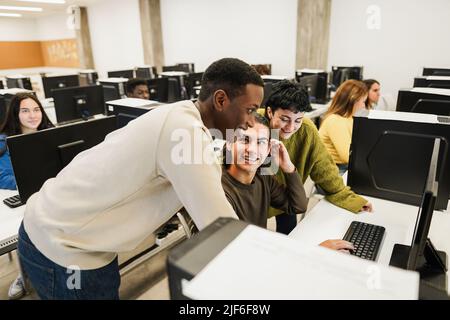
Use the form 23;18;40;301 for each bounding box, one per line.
157;119;238;231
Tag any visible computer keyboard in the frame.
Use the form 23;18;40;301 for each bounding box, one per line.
3;194;24;208
437;116;450;124
343;221;385;261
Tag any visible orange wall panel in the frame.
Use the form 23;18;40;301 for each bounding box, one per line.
40;39;80;68
0;41;44;69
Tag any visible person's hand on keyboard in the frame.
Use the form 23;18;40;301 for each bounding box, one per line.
319;239;355;253
360;201;373;213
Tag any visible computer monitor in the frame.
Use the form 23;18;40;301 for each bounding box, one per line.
396;88;450;114
389;138;447;292
331;66;363;90
99;78;128;102
0;95;6;125
347;112;450;210
7;116;117;203
176;63;195;73
42;74;80;98
186;72;203;99
79;70;98;86
414;76;450;90
296;69;329;104
106;98;161;128
423;68;450;76
6;76;32;90
135;66;157;79
0;80;4;90
107;69;135;79
159;72;189;102
52;85;105;123
146;77;169;102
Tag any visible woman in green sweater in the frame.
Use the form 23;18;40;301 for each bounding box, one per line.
262;80;373;234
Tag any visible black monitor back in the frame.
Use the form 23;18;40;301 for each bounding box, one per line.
185;72;203;99
423;68;450;76
0;80;4;89
397;90;450;114
348;116;450;210
7;116;117;203
53;85;105;123
176;63;195;73
107;69;135;78
6;77;32;90
414;77;450;90
136;66;157;79
331;66;363;89
42;75;80;98
147;77;169;102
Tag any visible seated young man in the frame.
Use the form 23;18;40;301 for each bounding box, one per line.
126;78;150;100
221;114;354;252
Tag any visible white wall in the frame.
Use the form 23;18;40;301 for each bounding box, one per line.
328;0;450;106
36;13;75;41
160;0;298;76
87;0;144;78
0;18;38;41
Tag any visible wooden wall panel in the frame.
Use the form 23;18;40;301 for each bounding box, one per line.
0;41;44;69
40;39;80;68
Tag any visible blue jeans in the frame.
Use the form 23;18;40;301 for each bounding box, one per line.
18;222;120;300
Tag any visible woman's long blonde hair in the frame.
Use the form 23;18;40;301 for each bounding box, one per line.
325;80;368;118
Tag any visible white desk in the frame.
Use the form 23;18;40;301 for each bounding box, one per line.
0;189;24;255
307;102;330;121
289;195;450;294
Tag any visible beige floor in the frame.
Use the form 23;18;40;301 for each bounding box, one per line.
0;181;320;300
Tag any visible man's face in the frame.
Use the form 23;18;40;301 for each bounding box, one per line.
230;122;270;175
215;84;264;137
131;84;150;100
268;108;304;140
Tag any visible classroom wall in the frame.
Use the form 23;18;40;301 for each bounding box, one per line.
160;0;298;76
0;18;38;41
328;0;450;106
36;13;76;41
87;0;144;78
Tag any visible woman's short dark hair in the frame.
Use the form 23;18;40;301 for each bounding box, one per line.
0;92;54;136
264;80;312;117
198;58;264;102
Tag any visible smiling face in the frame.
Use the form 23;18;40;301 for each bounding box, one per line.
18;98;42;133
267;107;304;140
230;122;271;175
215;83;264;136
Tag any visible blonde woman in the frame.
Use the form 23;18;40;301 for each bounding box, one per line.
319;80;368;173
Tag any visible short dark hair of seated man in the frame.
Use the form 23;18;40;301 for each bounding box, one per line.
126;78;150;100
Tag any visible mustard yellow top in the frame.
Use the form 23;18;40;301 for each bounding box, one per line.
318;114;353;164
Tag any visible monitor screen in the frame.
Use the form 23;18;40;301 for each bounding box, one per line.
53;85;105;123
147;77;169;102
42;75;80;98
298;74;319;102
348;116;449;210
7;116;118;203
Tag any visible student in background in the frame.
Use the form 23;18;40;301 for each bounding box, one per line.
0;92;53;300
319;79;368;173
17;58;264;300
363;79;380;109
126;78;150;100
0;92;54;190
222;113;355;253
261;80;372;234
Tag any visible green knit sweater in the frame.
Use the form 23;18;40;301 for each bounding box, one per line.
267;116;368;217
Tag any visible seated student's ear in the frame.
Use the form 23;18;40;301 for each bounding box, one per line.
212;90;230;112
266;107;273;120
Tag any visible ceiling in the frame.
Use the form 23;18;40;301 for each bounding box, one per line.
0;0;105;18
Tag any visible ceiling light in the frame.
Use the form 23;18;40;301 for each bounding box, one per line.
0;5;42;12
0;12;22;17
18;0;66;4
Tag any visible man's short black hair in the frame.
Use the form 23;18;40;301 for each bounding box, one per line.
264;80;312;114
126;78;148;94
199;58;264;102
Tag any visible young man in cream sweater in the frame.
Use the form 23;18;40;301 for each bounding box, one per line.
17;58;264;299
